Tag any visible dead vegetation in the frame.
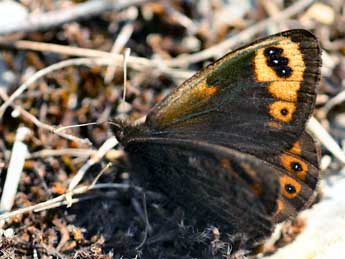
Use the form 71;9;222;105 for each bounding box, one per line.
0;0;344;258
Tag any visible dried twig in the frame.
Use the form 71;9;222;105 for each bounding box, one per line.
0;58;102;118
307;117;345;164
165;0;315;67
321;89;345;116
162;0;198;35
67;136;118;192
104;7;137;83
122;48;131;102
0;127;30;211
0;183;135;221
0;89;92;145
0;40;193;85
0;57;156;119
0;0;155;36
88;163;113;190
28;148;96;158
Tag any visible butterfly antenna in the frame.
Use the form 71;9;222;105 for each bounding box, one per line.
108;121;122;131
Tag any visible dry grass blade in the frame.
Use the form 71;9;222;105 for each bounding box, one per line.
0;127;30;211
68;136;118;192
0;183;133;222
0;40;194;79
0;0;155;35
104;7;137;83
308;117;345;164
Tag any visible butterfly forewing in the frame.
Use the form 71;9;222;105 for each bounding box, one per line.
146;30;321;158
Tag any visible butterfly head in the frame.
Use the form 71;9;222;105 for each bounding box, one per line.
109;119;147;145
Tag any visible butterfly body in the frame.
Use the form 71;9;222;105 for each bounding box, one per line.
112;30;321;248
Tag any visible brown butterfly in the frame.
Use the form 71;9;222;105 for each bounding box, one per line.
112;30;321;251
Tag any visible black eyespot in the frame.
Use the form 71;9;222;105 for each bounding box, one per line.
291;161;303;172
264;47;283;57
276;66;292;78
267;57;289;67
281;108;288;116
285;184;296;194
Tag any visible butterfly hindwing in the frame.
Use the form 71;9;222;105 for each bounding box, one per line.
125;137;280;243
267;131;320;222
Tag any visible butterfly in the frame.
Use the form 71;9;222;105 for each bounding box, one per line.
111;29;321;251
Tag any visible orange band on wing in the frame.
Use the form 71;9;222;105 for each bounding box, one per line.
268;81;300;102
289;141;302;155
